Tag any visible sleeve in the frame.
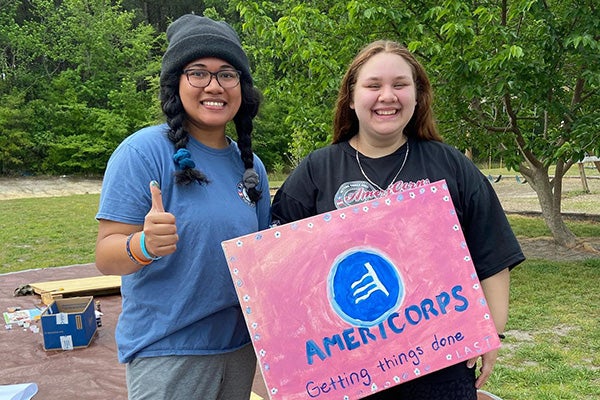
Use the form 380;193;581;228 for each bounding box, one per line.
461;174;525;280
95;139;157;225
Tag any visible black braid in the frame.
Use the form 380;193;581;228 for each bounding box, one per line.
235;79;263;203
160;73;209;185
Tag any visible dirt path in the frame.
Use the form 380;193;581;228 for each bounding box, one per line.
0;176;103;200
489;175;600;214
480;175;600;260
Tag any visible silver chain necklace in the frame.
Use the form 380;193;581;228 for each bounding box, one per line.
355;139;410;192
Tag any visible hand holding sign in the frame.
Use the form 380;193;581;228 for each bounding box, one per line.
471;347;499;389
143;180;178;257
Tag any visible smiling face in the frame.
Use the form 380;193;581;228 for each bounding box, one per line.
350;52;417;147
179;57;242;142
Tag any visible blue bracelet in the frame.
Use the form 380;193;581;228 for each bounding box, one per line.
139;232;162;261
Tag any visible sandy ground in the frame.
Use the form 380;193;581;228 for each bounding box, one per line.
488;174;600;215
0;176;103;200
1;174;599;261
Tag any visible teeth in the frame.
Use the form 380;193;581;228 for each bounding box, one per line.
376;110;397;115
204;101;225;107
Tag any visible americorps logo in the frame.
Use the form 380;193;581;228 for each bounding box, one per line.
328;248;405;327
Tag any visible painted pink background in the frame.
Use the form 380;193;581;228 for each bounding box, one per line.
222;180;500;400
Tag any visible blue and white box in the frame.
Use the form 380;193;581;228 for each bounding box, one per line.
41;296;97;350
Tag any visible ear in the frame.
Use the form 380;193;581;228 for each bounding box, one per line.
349;101;355;110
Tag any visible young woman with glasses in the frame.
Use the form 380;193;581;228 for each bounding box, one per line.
95;15;270;399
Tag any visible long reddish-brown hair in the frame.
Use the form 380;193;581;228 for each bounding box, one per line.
332;40;442;144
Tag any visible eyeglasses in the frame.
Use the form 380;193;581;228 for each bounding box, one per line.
183;69;241;89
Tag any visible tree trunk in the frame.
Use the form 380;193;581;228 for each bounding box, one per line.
522;167;578;248
465;148;473;160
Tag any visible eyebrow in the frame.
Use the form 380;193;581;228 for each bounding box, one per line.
363;75;412;81
184;63;235;70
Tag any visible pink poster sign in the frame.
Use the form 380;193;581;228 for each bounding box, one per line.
222;180;500;400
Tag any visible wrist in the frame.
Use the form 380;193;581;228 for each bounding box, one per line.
140;231;162;261
126;232;152;266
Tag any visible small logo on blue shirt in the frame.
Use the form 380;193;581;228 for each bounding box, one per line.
237;182;256;206
328;248;404;327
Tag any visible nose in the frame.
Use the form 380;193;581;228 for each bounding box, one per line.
378;85;398;102
204;75;224;92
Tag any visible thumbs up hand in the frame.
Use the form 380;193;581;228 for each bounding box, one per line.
143;180;178;257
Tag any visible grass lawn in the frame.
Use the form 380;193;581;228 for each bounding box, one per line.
490;258;600;399
1;193;599;398
0;194;99;274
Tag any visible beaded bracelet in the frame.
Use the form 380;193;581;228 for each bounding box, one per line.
126;233;152;266
140;232;162;261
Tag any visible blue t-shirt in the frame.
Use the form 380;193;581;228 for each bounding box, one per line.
96;124;271;363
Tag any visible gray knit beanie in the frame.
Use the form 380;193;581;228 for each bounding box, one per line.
160;15;252;85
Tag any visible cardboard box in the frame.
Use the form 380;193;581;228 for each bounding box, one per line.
41;296;97;350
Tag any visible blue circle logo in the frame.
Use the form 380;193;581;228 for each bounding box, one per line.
328;248;404;327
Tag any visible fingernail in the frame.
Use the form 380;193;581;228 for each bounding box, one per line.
150;180;160;188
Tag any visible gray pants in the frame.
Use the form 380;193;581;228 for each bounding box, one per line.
126;344;257;400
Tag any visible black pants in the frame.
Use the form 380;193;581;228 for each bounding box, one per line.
363;363;477;400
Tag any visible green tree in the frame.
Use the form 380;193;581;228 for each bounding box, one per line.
1;0;161;174
238;0;599;247
121;0;240;31
238;1;365;166
419;0;600;248
0;89;33;174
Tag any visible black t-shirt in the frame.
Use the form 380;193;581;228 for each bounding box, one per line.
271;138;524;280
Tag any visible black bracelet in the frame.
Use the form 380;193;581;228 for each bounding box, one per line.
498;333;506;340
